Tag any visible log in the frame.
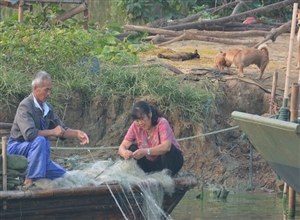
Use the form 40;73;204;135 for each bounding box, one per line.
176;29;269;38
161;0;299;31
47;2;87;25
0;123;12;130
128;25;270;38
124;25;258;46
0;1;32;11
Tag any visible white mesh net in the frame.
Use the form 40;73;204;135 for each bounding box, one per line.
34;158;175;219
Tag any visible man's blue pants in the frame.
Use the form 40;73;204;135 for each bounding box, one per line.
7;136;66;181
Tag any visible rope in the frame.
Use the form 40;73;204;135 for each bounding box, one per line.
249;143;253;190
0;125;240;151
177;126;239;141
277;98;290;121
48;146;119;150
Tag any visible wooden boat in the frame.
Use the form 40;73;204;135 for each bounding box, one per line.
232;111;300;194
0;177;197;219
1;122;197;219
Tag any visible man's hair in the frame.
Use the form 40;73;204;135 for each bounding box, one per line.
32;71;51;90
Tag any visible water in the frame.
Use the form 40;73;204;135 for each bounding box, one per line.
171;189;300;220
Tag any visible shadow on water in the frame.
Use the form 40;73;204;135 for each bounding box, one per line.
171;189;300;220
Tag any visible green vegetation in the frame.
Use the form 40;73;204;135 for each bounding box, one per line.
116;0;197;23
0;7;223;123
116;0;293;23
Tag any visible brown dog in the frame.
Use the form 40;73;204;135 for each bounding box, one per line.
214;51;226;69
233;45;269;79
224;45;269;79
214;49;240;72
224;48;241;68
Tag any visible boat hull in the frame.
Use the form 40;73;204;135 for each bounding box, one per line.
232;111;300;194
0;177;197;219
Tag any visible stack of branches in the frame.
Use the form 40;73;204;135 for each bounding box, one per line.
120;0;298;48
0;155;27;190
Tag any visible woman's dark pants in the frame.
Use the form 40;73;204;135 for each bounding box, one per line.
128;144;184;176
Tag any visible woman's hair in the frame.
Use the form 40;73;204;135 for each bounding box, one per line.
131;101;163;126
32;71;51;90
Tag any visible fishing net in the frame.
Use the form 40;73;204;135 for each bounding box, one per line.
34;158;175;220
0;155;27;189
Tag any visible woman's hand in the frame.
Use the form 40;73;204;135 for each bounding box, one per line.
119;140;133;160
123;150;133;160
132;148;147;160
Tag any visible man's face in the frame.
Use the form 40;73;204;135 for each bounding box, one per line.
34;78;52;105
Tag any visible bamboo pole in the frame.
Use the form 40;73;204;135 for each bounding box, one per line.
269;71;278;115
283;183;288;217
2;136;7;191
283;3;298;99
290;83;299;122
287;83;299;218
83;0;89;30
2;136;8;210
18;0;24;23
53;104;68;158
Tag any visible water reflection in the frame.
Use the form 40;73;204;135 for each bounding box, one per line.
171;189;300;220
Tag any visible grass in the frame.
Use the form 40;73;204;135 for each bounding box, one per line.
0;61;223;123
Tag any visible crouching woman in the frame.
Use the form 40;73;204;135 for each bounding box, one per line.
118;101;184;176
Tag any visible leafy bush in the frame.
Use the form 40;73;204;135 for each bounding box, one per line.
116;0;293;23
116;0;197;23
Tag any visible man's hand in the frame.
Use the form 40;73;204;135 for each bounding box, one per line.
53;125;65;137
77;130;89;145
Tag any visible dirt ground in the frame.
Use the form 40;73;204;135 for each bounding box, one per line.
141;33;299;95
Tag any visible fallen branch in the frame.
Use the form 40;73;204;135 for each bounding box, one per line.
158;30;187;46
190;68;235;75
230;1;249;16
124;61;184;75
253;21;292;48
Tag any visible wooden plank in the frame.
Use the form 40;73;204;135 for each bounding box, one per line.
0;123;12;130
24;0;84;3
0;0;83;3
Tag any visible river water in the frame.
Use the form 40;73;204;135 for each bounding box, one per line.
171;189;300;220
